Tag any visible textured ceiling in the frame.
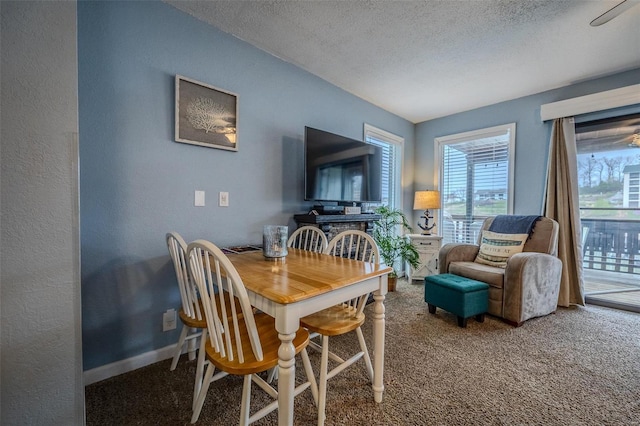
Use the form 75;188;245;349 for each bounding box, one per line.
166;0;640;123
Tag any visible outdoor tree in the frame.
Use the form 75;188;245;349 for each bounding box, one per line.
579;156;599;188
594;159;604;184
615;156;638;182
603;156;621;182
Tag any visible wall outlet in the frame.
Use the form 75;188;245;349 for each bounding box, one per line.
163;309;176;332
219;191;229;207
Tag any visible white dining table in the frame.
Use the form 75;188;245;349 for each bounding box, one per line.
227;247;392;426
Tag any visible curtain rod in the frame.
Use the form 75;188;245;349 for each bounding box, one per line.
540;84;640;122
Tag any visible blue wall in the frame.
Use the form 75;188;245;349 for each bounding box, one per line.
415;68;640;225
79;0;639;372
78;1;414;370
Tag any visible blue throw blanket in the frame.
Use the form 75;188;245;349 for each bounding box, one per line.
488;215;541;235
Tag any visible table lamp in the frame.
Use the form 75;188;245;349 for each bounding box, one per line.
414;190;441;235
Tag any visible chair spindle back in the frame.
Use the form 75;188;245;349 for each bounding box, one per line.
166;232;203;321
324;230;380;314
187;240;263;364
288;225;328;253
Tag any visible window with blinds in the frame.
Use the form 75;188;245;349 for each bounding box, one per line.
364;124;402;208
435;123;516;244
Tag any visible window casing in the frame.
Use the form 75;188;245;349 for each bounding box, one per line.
435;123;516;244
364;124;403;209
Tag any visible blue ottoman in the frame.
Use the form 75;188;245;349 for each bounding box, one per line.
424;273;489;327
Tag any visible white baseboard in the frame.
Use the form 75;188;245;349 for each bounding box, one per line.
83;344;176;386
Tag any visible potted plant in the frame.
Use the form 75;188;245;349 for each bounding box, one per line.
372;205;420;291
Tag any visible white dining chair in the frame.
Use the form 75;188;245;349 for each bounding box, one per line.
166;232;208;407
287;225;328;253
265;225;328;384
187;239;317;425
300;229;379;426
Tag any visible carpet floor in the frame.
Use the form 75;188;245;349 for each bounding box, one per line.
85;279;640;425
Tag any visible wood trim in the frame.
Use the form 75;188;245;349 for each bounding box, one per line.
83;344;176;385
540;84;640;122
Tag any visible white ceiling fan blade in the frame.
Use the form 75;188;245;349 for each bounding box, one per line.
590;0;640;26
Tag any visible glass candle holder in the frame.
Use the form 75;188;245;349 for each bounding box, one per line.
263;225;288;260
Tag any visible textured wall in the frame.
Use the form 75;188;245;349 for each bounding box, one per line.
78;1;414;371
1;1;83;424
414;68;640;226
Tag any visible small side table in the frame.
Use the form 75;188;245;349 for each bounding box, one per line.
406;234;443;281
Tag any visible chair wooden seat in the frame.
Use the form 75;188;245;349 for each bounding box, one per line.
206;313;309;376
301;305;365;337
178;307;207;329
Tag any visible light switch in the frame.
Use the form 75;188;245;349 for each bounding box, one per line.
195;190;205;207
219;191;229;207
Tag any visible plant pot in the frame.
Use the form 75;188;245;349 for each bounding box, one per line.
388;276;397;292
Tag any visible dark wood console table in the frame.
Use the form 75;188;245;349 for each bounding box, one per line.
293;213;381;240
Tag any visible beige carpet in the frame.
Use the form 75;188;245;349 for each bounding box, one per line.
85;279;640;425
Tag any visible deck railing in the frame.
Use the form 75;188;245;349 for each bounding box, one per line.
581;217;640;275
442;214;640;275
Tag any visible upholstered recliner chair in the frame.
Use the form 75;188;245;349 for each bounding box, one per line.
439;216;562;326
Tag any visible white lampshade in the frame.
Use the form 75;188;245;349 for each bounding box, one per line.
413;190;441;210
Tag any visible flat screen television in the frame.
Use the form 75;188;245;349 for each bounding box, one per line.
304;126;382;204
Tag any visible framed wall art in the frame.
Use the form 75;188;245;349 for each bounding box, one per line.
175;75;238;151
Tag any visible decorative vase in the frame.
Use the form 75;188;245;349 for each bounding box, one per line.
388;276;397;292
263;225;288;260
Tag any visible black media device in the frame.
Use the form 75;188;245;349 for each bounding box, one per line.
304;126;383;207
312;204;344;214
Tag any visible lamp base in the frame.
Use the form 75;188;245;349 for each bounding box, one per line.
417;209;437;235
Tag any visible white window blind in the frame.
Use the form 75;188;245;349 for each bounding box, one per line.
435;124;515;244
364;124;402;208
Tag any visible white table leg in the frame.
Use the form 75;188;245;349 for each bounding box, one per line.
277;329;297;426
372;289;386;403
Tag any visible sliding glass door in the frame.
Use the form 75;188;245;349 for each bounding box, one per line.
576;113;640;313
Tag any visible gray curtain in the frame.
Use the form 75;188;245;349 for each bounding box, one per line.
544;117;585;307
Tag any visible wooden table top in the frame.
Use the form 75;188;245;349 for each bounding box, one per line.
227;248;392;305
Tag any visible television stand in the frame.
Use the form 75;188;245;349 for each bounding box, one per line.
293;213;381;240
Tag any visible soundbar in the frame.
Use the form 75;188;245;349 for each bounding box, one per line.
313;205;345;214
